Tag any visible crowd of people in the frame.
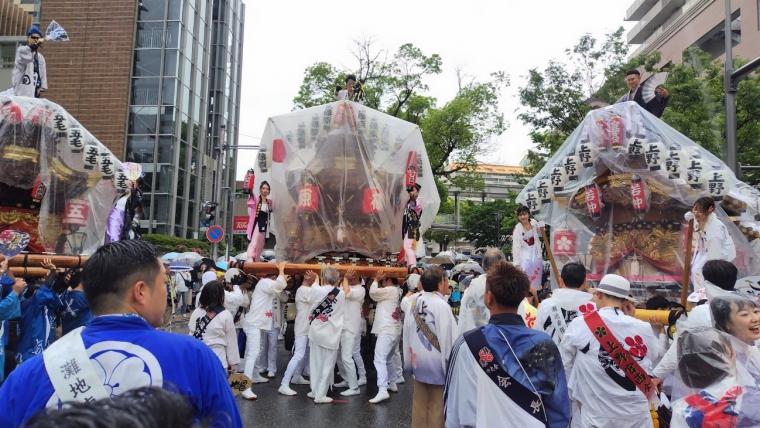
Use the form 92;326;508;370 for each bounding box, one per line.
0;193;753;428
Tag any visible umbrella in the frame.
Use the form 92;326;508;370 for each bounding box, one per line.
216;256;228;264
451;261;484;276
234;252;248;262
175;252;203;265
454;253;470;263
160;252;181;262
429;253;454;265
216;261;229;270
168;262;192;272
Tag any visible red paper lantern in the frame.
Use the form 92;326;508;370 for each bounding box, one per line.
243;169;255;194
553;229;576;256
631;175;648;215
297;184;319;212
405;151;418;188
272;138;286;163
31;176;46;202
62;199;90;226
585;183;602;219
597;115;625;150
362;188;383;214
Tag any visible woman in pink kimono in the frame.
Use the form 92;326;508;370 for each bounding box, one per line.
246;177;272;262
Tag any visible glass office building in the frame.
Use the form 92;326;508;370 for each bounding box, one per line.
125;0;243;239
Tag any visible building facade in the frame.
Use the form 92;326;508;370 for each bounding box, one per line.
40;0;244;239
626;0;760;65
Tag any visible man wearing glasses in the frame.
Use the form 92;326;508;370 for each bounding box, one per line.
12;26;47;98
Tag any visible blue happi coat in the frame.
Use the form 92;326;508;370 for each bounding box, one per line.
15;283;59;364
0;315;242;427
0;275;21;384
58;289;92;335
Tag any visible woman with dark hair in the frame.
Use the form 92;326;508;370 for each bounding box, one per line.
511;205;544;291
246;176;273;262
188;280;240;371
710;295;760;346
686;196;736;290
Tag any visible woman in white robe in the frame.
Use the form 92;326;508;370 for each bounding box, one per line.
511;206;544;290
188;281;240;371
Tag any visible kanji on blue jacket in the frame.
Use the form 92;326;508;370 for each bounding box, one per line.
15;283;59;364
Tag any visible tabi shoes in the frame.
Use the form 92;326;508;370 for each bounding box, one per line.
251;375;269;384
369;388;390;404
388;382;398;392
340;388;360;397
333;380;349;388
314;396;334;404
307;391;315;399
292;376;311;385
266;371;276;378
241;388;257;400
278;385;297;396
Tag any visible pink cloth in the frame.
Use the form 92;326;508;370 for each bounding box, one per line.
246;193;272;240
403;238;416;267
247;227;265;262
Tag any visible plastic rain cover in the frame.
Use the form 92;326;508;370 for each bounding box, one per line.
0;95;128;255
516;101;760;301
252;100;440;262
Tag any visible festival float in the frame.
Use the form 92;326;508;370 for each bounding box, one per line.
517;101;760;302
242;100;439;277
0;95;135;273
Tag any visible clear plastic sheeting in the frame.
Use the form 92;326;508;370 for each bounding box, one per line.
253;100;440;262
517;102;760;300
0;95;125;255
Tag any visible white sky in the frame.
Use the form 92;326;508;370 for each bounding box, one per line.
236;0;636;179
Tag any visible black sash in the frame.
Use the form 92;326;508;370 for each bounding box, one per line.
463;328;548;426
309;287;340;324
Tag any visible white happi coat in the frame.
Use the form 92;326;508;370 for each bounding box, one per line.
560;307;663;428
293;285;314;337
343;284;366;335
11;45;46;97
307;284;345;350
188;307;240;369
691;212;736;290
242;275;286;331
534;288;593;346
402;291;458;386
458;274;488;335
223;285;246;317
369;281;402;337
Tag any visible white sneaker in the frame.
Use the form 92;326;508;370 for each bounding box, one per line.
307;391;315;399
333;380;349;388
278;385;297;396
369;388;390;404
388;382;398;392
292;376;310;385
358;377;367;386
394;376;405;384
241;388;257;400
251;375;269;384
340;388;360;397
266;371;276;378
314;396;334;404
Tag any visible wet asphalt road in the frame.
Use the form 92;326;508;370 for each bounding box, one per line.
234;341;413;428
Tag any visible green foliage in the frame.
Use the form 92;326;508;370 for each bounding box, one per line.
424;229;464;251
141;234;225;256
459;196;518;250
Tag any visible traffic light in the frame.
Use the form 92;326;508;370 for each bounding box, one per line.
201;201;217;227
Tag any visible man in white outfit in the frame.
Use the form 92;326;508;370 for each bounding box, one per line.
240;262;287;400
534;262;593;347
279;272;317;396
307;266;347;404
369;271;403;404
458;248;505;335
333;271;365;395
255;291;287;377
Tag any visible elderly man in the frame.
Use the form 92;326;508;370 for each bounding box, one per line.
0;240;241;427
369;271;403;404
333;270;365;395
458;248;505;335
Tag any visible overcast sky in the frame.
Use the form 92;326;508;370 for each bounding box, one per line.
236;0;635;178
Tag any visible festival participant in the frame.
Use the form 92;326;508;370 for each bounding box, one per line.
615;69;669;117
0;259;23;383
444;260;570;427
369;271;403;404
400;273;422;315
534;262;593;347
711;294;760;347
15;259;61;365
0;240;241;427
188;281;240;371
11;26;47;98
195;259;224;307
458;248;505;335
401;183;423;267
333;270;365;396
254;290;287;378
511;205;544;291
246;178;273;262
686;197;736;291
403;266;458;427
57;268;92;335
653;260;738;379
278;271;316;396
560;274;663;428
307;266;347;404
174;269;190;315
337;74;357;101
105;179;143;243
239;261;287;400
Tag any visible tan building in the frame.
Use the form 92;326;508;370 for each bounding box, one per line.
626;0;760;65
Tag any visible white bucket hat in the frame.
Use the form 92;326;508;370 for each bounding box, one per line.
591;274;632;300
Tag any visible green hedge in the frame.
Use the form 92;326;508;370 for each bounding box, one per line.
141;234;226;255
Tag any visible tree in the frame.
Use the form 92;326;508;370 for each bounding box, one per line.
459;197;518;250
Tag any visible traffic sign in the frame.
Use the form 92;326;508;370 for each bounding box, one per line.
206;225;225;243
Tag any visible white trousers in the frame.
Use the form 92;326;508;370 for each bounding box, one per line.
255;327;279;373
242;326;263;380
392;342;403;381
352;332;366;378
309;343;338;400
282;335;309;385
337;330;358;389
374;334;400;388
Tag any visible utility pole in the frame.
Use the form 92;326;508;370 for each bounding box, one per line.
211;124;226;260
